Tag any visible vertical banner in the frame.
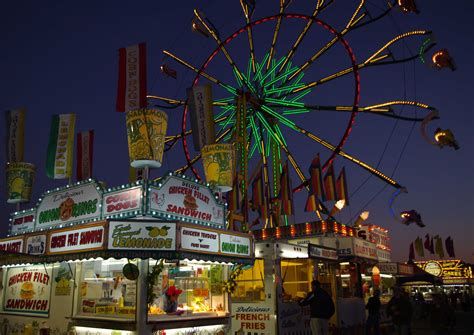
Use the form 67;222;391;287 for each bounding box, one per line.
187;85;216;151
46;114;76;179
116;43;147;113
336;166;349;205
323;164;337;201
5;108;25;162
76;130;94;181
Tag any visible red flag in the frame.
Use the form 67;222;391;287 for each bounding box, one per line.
323;164;337;201
309;154;326;201
424;234;431;251
409;242;415;260
116;43;147;112
77;130;94;181
279;161;294;216
445;237;455;257
429;237;435;254
336;167;349;205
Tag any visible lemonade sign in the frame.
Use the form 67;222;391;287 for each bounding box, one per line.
108;221;176;250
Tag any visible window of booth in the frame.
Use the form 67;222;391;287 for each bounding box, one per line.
232;259;265;302
148;259;229;320
281;259;313;302
74;259;137;319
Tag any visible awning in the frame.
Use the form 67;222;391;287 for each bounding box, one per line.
0;249;254;266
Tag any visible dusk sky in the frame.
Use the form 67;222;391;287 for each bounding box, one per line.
1;1;472;263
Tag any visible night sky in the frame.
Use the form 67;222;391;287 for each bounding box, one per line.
1;1;472;263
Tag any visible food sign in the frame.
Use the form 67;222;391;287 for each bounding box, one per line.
0;237;24;253
25;234;47;255
108;221;176;250
3;265;52;316
47;222;106;255
147;175;225;228
179;226;219;253
10;209;35;234
416;260;472;279
103;186;142;218
36;180;102;230
308;244;338;261
220;233;251;257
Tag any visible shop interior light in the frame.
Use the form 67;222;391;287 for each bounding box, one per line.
353;211;370;227
380;274;393;278
340;274;350;278
340;262;350;266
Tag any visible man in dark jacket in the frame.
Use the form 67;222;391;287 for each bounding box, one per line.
299;280;335;335
386;288;412;335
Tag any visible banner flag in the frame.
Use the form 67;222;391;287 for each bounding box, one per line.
409;242;415;260
279;161;294;216
116;43;147;112
323;164;337;201
76;130;94;181
309;154;326;201
414;237;424;257
424;234;431;251
187;85;216;151
46;114;75;179
445;236;455;257
5;108;25;162
336;167;349;205
429;237;435;254
435;235;444;258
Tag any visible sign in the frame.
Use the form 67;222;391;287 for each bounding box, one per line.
353;238;378;260
25;234;47;255
358;224;390;250
147;175;225;228
376;249;391;262
10;209;35;234
279;302;311;335
54;263;72;296
220;233;251;257
378;262;398;274
103;186;142;218
180;226;219;253
233;305;275;335
47;222;106;255
397;263;414;276
108;221;176;250
308;244;338;261
3;265;52;316
0;237;24;253
416;260;472;279
36;180;102;230
187;85;216;151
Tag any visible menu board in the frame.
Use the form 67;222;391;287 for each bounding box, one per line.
47;222;106;255
102;186;142;218
0;237;24;253
3;265;52;316
9;209;35;234
108;221;176;250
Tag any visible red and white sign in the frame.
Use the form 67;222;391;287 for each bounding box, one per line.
47;222;106;255
10;209;35;235
116;43;147;112
148;175;225;228
353;238;378;260
0;237;24;253
358;224;390;250
26;234;47;255
3;265;52;316
308;244;338;261
103;186;142;217
376;248;391;262
180;226;219;253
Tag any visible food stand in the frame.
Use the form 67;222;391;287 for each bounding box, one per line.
0;175;254;335
230;221;353;335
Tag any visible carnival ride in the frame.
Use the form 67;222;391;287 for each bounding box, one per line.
149;0;456;231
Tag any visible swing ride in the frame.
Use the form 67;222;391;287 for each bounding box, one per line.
148;0;457;230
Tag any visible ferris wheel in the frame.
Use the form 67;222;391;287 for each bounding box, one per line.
149;0;452;230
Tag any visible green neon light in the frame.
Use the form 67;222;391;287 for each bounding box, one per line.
282;108;310;115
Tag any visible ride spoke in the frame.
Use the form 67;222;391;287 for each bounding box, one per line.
266;0;287;70
240;0;256;73
163;50;237;95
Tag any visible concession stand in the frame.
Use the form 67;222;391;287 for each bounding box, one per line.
230;221;354;335
0;175;254;335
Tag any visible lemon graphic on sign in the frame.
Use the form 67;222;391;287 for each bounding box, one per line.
146;227;160;237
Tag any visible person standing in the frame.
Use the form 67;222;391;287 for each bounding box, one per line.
386;288;412;335
298;280;335;335
365;289;381;335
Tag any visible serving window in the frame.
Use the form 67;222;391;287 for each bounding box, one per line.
281;259;313;302
148;259;229;320
231;259;265;302
74;259;137;319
